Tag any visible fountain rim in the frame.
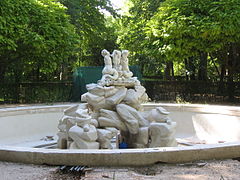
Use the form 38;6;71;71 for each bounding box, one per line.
0;103;240;166
1;102;240;116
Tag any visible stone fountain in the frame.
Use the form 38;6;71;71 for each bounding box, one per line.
57;49;177;149
0;65;240;165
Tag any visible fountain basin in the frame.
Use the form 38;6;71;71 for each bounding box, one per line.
0;103;239;166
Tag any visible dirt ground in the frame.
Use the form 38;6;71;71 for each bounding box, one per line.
0;159;239;180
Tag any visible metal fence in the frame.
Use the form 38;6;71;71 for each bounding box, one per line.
143;80;240;104
0;82;73;104
1;80;240;104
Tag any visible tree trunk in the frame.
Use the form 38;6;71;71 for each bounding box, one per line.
0;56;7;82
227;69;234;101
164;61;174;80
219;64;226;92
171;61;174;77
215;48;228;95
226;43;239;101
0;63;6;82
185;57;196;81
189;57;196;80
36;66;40;81
13;68;21;103
198;52;208;81
184;59;189;80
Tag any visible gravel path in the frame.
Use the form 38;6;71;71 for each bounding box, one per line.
0;159;239;180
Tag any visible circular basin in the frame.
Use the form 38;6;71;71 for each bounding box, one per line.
0;103;239;166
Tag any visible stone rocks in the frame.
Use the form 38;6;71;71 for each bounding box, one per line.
98;109;128;131
68;125;99;149
149;122;177;148
97;128;118;149
57;49;177;149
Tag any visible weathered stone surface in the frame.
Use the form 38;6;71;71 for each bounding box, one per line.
69;139;99;149
116;104;149;128
57;132;67;149
63;105;79;116
85;92;105;105
149;122;177;148
98;109;127;131
90;119;99;127
69;125;98;142
104;86;118;98
148;107;171;123
121;50;133;79
99;49;119;86
86;83;105;96
57;49;177;150
135;85;149;103
123;89;141;110
68;124;99;149
105;87;127;106
134;127;149;145
112;50;122;72
75;109;90;118
116;104;140;134
97;128;118;149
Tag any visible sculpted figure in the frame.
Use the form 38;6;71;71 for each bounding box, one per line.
68;109;99;149
145;107;177;148
68;124;99;149
112;50;122;79
112;50;122;71
149;122;177;147
58;49;177;150
121;50;133;78
97;127;118;149
101;49;118;82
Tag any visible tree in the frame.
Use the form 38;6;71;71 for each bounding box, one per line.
0;0;79;82
146;0;240;82
116;0;166;77
60;0;118;66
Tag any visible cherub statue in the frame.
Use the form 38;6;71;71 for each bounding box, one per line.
121;50;133;78
100;49;118;82
112;50;122;72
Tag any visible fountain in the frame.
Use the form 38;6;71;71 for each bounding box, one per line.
0;50;239;166
57;49;177;150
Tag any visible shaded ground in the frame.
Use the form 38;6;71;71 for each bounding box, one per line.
0;159;239;180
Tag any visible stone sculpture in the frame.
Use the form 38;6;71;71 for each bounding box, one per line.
112;50;122;73
121;50;133;79
57;49;177;149
100;49;118;84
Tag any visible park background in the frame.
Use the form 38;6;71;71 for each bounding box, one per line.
0;0;240;104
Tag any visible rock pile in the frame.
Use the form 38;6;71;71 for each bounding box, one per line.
57;49;177;149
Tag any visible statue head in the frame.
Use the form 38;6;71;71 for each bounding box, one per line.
101;49;110;57
121;50;129;58
111;50;121;59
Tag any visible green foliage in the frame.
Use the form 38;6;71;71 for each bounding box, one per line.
116;0;165;76
0;0;79;81
147;0;240;61
117;0;240;80
0;0;120;86
60;0;118;66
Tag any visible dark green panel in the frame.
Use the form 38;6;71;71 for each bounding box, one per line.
72;66;142;101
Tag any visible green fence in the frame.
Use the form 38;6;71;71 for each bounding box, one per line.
72;66;142;101
143;80;240;104
1;67;240;104
0;82;72;104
